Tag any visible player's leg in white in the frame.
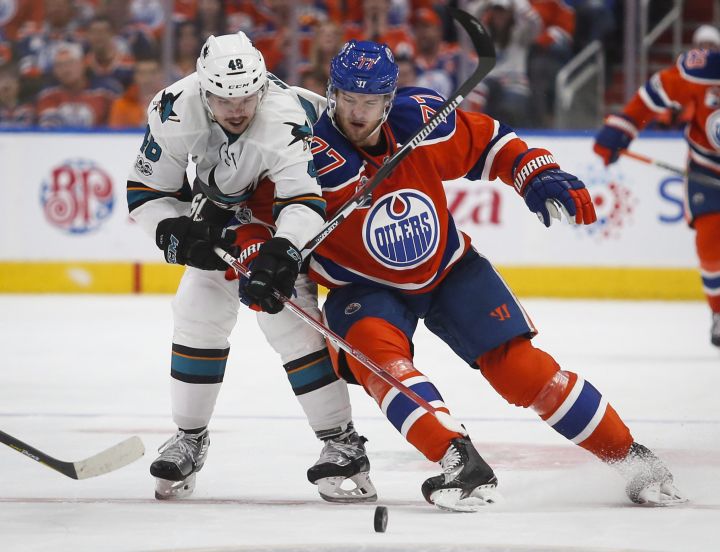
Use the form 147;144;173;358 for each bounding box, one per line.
256;275;376;502
151;267;239;499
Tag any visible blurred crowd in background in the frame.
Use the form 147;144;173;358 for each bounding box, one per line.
0;0;714;130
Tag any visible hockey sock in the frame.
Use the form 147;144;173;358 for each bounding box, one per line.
345;318;462;461
695;212;720;313
478;337;633;462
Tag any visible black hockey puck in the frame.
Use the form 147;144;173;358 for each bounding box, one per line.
374;505;388;533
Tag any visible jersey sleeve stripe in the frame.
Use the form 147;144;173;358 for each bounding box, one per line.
272;194;326;220
126;179;192;212
481;133;518;182
638;74;677;112
466;121;517;182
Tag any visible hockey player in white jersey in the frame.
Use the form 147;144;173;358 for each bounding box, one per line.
126;32;376;502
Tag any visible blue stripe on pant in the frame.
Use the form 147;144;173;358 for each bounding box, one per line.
385;380;444;435
702;272;720;293
550;380;602;441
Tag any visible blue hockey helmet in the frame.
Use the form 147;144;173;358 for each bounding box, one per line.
327;40;399;128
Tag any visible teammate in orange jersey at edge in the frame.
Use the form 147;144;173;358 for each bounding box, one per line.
594;28;720;349
292;40;687;511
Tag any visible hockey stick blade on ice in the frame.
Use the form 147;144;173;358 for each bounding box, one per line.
620;149;720;189
301;8;496;258
215;247;467;436
0;430;145;480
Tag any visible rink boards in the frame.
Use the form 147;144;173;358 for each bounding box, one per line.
0;130;701;299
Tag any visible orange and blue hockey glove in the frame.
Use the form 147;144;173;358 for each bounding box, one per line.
223;224;274;312
593;114;638;165
513;148;597;227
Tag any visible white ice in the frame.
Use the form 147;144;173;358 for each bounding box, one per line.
0;295;718;552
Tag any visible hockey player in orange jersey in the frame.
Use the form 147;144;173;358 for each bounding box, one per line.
277;40;687;511
594;36;720;348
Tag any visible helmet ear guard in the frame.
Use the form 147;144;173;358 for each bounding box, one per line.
196;32;268;120
326;40;399;129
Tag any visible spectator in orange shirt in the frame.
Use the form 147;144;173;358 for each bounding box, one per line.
252;0;332;82
344;0;415;57
37;41;117;128
108;56;164;128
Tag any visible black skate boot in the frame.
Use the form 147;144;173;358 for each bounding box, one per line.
150;428;210;500
711;313;720;347
307;423;377;503
421;437;500;512
614;442;687;506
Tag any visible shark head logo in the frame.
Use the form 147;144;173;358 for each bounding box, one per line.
284;121;313;150
153;90;182;123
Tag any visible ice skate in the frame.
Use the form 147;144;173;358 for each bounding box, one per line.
711;313;720;347
150;429;209;500
613;442;688;506
307;424;377;503
421;437;500;512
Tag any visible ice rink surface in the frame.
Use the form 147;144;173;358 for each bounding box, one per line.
0;295;718;552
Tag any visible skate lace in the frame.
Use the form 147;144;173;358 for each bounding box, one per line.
157;431;203;464
440;445;463;474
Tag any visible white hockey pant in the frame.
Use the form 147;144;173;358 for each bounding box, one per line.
169;267;352;434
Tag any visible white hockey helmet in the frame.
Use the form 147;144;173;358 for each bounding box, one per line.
196;32;268;117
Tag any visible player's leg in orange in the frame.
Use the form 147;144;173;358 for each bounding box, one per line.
338;317;464;462
694;212;720;346
477;336;633;462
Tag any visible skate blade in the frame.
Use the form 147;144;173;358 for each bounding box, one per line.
635;481;688;507
317;473;378;503
431;485;501;513
155;473;196;500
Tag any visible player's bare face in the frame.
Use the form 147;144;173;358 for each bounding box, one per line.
207;91;260;134
335;91;387;147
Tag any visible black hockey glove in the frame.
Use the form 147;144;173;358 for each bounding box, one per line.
155;216;237;270
244;237;302;314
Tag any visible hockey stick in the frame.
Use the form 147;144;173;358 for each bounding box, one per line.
0;430;144;480
215;247;467;436
300;8;496;259
620;149;720;189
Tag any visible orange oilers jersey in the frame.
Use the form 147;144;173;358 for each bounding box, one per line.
308;87;530;292
624;49;720;174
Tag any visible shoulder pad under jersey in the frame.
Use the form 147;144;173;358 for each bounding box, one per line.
388;87;457;146
677;49;720;83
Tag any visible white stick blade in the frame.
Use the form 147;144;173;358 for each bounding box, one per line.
74;436;145;479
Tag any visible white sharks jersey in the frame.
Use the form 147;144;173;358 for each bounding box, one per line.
127;73;326;248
